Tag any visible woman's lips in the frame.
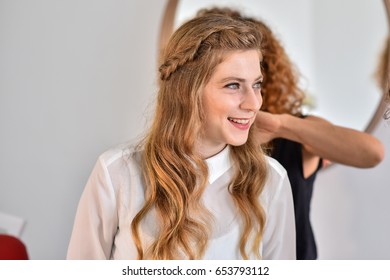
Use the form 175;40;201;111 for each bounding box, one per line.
228;117;251;130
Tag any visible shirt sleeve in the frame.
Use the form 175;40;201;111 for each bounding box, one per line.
67;156;118;259
262;164;296;260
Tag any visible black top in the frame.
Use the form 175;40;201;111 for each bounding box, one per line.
271;138;323;260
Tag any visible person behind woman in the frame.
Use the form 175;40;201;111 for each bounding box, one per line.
196;7;385;260
67;14;295;260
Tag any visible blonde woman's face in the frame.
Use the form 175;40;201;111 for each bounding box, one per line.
199;50;262;158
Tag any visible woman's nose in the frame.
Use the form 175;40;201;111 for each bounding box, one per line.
240;87;262;112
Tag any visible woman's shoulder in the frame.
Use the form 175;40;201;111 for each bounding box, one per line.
261;155;290;205
96;141;142;171
264;155;288;180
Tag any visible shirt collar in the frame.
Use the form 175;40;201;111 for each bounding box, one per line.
205;145;232;184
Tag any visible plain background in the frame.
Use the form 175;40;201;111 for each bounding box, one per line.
0;0;389;259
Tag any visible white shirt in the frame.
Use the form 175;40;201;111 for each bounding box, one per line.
67;145;296;259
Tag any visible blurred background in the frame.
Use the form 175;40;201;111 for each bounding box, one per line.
0;0;389;259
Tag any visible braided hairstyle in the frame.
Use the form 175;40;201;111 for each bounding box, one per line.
132;14;268;260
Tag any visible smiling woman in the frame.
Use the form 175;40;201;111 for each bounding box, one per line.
200;50;263;157
67;13;296;260
160;0;390;133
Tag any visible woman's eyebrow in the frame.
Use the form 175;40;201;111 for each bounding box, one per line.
219;75;263;83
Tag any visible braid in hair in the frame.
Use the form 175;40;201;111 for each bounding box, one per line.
159;15;259;81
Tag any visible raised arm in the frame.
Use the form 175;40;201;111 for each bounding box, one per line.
255;111;384;168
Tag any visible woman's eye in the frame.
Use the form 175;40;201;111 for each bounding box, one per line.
225;83;240;90
253;81;263;89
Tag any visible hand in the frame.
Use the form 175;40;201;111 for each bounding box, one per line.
254;111;282;144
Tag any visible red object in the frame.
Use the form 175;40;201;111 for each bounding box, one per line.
0;234;29;260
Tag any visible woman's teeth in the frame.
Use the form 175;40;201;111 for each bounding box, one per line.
228;117;249;124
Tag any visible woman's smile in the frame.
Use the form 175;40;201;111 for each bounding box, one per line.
228;116;253;130
198;49;263;158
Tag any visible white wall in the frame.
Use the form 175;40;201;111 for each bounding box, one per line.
0;0;165;259
311;0;387;130
0;0;389;259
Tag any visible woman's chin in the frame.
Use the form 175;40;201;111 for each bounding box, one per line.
228;137;249;147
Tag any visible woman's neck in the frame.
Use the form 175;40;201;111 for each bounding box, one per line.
197;143;228;159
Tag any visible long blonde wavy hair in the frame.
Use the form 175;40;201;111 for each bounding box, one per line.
131;14;268;260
